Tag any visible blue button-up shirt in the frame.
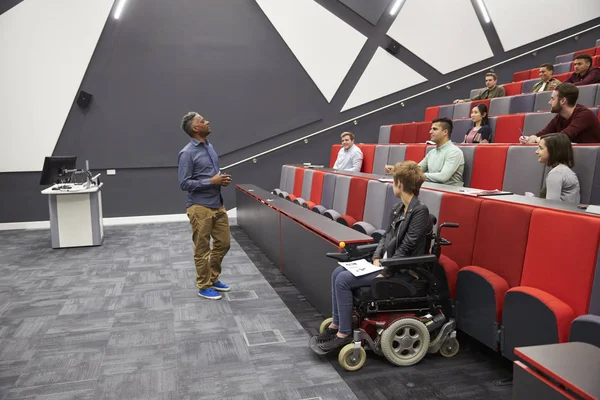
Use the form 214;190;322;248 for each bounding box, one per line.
178;138;223;209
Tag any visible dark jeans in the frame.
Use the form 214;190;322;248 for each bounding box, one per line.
331;266;381;335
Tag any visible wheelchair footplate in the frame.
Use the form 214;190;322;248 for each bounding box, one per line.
309;335;336;355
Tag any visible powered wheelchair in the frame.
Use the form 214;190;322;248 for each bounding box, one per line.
309;216;459;371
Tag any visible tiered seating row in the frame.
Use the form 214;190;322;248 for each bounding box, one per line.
328;143;600;205
273;165;600;361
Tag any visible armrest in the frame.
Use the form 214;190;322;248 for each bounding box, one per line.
380;254;437;268
326;252;350;261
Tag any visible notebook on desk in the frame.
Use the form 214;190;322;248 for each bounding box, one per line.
460;189;513;197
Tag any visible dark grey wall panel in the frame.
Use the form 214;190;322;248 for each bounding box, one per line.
338;0;392;25
0;0;24;15
55;0;324;169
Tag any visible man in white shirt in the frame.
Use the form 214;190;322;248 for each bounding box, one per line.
332;132;363;172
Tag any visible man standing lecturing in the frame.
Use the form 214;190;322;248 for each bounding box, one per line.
178;112;232;300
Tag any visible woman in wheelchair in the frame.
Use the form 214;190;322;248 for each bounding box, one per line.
317;161;433;351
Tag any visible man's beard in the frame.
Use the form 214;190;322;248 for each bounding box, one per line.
550;104;562;114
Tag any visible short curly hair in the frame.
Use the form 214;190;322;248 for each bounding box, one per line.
392;161;426;196
181;112;198;136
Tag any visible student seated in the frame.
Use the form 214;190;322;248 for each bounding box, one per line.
332;131;363;172
454;72;506;103
535;133;580;204
563;54;600;86
532;63;561;92
316;161;433;351
520;83;600;144
463;104;491;144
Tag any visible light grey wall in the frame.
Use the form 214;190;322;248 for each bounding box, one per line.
1;0;600;223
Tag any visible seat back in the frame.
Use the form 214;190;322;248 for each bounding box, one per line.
489;97;511;117
439;104;455;120
523;112;554;135
574;47;597;57
357;144;376;173
509;93;535;114
596;86;600;107
502;146;546;196
321;173;337;209
388;145;407;165
424;106;440;122
329;144;341;168
279;165;290;191
301;169;314;200
555;52;574;64
416;121;431;143
470;88;483;99
577;84;598;107
451;119;471;143
453;102;472;119
373;145;391;175
292;167;305;197
533;91;552;112
403;123;418;143
458;146;476;187
488;117;497;142
521;79;538;94
345;177;370;222
493;114;525;143
470;146;509;190
378;125;391;144
419;189;444;230
405;144;427;162
553;62;572;75
331;175;351;214
471;201;533;288
438;193;483;268
572;146;600;205
528;68;541;80
309;170;325;204
513;70;531;82
381;183;398;229
503;82;523;96
362;180;389;229
285;166;296;193
520;209;600;317
390;124;404;143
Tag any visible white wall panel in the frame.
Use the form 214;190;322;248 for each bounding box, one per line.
342;47;426;112
0;0;115;172
256;0;367;102
387;0;493;74
484;0;600;51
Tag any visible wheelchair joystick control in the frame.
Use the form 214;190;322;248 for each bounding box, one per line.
339;242;346;249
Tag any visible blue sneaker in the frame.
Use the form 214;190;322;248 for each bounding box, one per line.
198;288;222;300
211;281;230;292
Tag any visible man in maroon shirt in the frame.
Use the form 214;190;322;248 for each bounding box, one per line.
563;54;600;86
520;83;600;144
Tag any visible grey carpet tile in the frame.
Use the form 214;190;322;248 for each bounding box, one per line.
0;221;355;400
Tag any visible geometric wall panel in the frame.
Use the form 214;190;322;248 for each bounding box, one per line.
484;0;600;51
342;47;427;112
387;0;493;74
0;0;115;172
338;0;392;25
256;0;368;102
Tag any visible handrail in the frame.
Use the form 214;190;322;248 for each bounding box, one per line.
222;23;600;170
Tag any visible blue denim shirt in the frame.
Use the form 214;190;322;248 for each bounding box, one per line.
178;138;222;209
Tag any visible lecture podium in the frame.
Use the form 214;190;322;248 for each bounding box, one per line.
41;183;104;249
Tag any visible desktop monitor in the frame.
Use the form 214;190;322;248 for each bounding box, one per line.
39;156;77;185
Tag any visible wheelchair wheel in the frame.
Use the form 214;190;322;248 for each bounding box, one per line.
338;343;366;372
439;337;459;358
381;318;430;367
319;317;333;333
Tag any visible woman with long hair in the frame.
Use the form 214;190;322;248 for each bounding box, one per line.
536;132;580;203
463;103;491;144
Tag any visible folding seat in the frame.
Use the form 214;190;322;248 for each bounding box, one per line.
502;146;545;196
378;125;391;144
492;114;525;143
596;85;600;106
553;72;572;82
357;143;376;173
403;123;418;143
273;165;297;198
597;39;600;47
294;169;324;207
553;62;572;75
329;144;342;167
455;201;533;350
488;117;497;141
470;88;482;98
502;81;523;96
284;167;306;202
555;52;574;64
533;91;552;112
501;209;600;360
331;177;369;226
576;84;598;107
292;169;313;205
387;145;407;165
351;180;392;239
419;188;443;228
306;173;336;212
415;121;431;143
568;146;600;205
570;315;600;348
508;93;535;114
438;104;455;120
424;106;440;122
594;55;600;68
372;145;391;175
453;102;472;119
389;124;405;144
470;145;509;190
458;146;475;187
313;174;350;215
520;79;538;94
489;97;512;117
523;112;554;134
574;47;597;57
528;68;541;80
512;70;531;82
404;144;427;162
450;119;470;143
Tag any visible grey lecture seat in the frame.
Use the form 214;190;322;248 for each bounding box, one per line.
451;119;472;143
521;79;538;93
458;145;475;187
489;97;511;117
378;125;391;144
439;104;455;120
352;180;389;237
372;145;391;175
553;62;573;75
555;52;574;64
418;188;444;230
470;88;483;99
453;102;473;119
523;112;554;135
310;173;336;213
577;84;599;107
533;91;552;112
570;315;600;348
488;117;497;142
273;165;295;197
597;39;600;47
509;93;535;114
571;146;600;205
596;85;600;106
502;146;545;196
387;145;407;165
319;174;351;218
292;169;313;206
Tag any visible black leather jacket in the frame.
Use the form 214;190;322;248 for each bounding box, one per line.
372;196;432;277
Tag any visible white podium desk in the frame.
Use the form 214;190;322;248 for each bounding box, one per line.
41;183;104;249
